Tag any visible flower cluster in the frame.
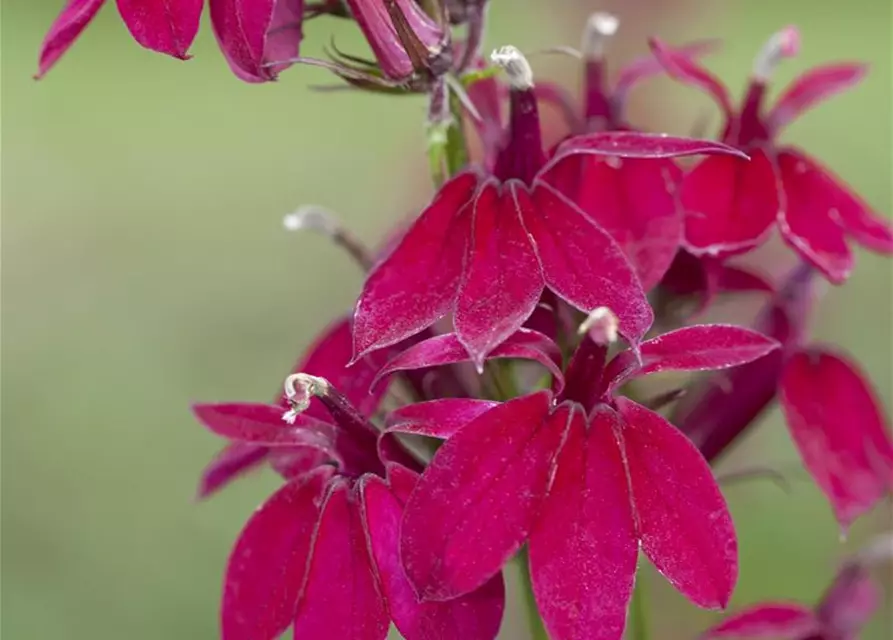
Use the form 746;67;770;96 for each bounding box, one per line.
39;1;893;639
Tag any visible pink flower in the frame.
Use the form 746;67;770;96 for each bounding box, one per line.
36;0;204;77
383;315;779;640
651;29;893;282
354;46;745;367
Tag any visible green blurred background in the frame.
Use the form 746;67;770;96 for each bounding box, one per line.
1;0;890;638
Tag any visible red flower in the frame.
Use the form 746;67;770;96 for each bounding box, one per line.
380;313;779;640
36;0;204;77
354;46;744;367
651;29;893;282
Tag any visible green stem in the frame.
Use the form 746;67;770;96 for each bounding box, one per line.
517;547;549;640
629;573;649;640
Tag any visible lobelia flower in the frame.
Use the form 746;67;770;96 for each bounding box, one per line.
36;0;204;77
674;263;893;530
378;308;781;640
353;45;746;368
194;371;505;640
650;28;893;283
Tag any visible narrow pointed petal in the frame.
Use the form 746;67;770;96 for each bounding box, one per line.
617;398;738;608
263;0;305;77
361;476;506;640
373;329;564;391
544;153;684;290
614;39;719;101
222;469;330;640
385;399;500;440
269;447;329;479
648;37;733;119
779;349;893;529
35;0;106;78
210;0;276;81
554;131;746;162
353;172;478;358
603;325;780;393
197;443;269;499
401;391;562;600
682;149;780;257
529;405;638;640
816;563;880;636
777;150;853;283
294;481;389;639
455;182;545;365
526;182;653;345
769;63;869;134
116;0;202;59
701;603;820;639
192;403;335;448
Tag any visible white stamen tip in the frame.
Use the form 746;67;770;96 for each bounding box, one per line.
752;25;801;81
490;45;534;89
583;12;619;60
578;306;619;344
855;533;893;565
281;373;329;423
282;206;339;235
281;408;299;425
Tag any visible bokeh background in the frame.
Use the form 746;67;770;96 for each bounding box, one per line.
2;0;891;638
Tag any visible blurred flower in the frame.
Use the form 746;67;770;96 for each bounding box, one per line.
651;29;893;282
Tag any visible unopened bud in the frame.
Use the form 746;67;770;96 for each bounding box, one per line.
582;12;619;60
578;306;619;344
752;25;800;81
491;45;534;89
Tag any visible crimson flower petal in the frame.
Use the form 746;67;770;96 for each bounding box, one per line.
385;399;500;440
116;0;202;59
648;37;733;119
779;348;893;529
682;149;780;257
192;402;335;448
525;182;653;345
617;398;738;608
768;63;869;134
197;442;269;499
529;405;638;640
35;0;106;78
210;0;276;81
455;181;545;365
816;564;880;636
263;0;305;77
553;131;746;163
614;39;719;101
374;329;564;391
777;149;853;283
353;172;478;358
269;447;329;479
701;603;820;639
361;476;506;640
603;325;780;393
222;469;330;640
544;153;684;291
294;480;389;639
401;391;562;600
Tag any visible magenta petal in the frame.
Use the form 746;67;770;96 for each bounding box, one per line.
526;182;653;345
553;131;746;163
263;0;305;77
648;37;733;118
401;391;562;600
603;325;781;393
210;0;277;81
779;348;893;529
294;480;389;639
701;603;820;639
222;469;330;640
197;442;269;499
385;399;500;440
192;402;335;448
455;182;545;365
816;564;880;636
529;405;638;640
116;0;202;59
614;39;719;100
769;63;868;134
617;398;738;608
545;153;684;291
353;172;478;358
682;150;780;257
777;149;854;283
35;0;106;78
374;329;564;391
361;476;506;640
